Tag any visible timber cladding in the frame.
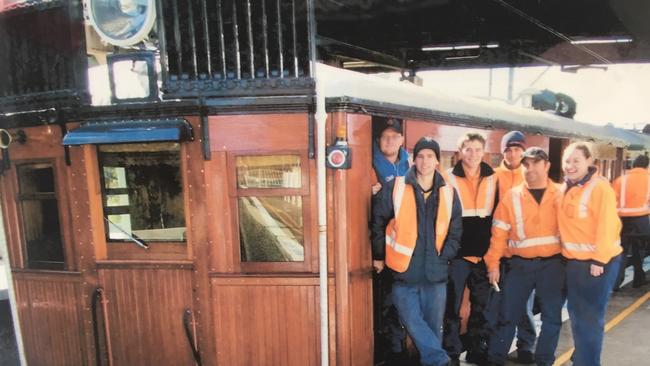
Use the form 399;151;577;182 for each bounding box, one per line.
13;272;86;366
210;277;321;366
97;267;194;365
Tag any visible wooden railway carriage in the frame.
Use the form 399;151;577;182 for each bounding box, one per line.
1;2;649;366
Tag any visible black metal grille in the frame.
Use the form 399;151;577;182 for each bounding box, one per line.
0;0;88;113
158;0;314;98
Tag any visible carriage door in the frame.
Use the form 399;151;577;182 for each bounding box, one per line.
64;120;197;365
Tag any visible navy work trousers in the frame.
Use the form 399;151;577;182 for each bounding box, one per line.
515;292;537;352
566;255;621;366
488;256;566;366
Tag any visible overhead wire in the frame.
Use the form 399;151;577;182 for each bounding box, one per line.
491;0;613;64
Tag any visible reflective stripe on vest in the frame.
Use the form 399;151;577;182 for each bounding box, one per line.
618;172;650;214
507;186;559;249
385;176;453;272
509;236;560;249
492;219;511;231
511;187;526;240
446;168;496;218
574;177;601;218
561;176;606;219
563;239;621;252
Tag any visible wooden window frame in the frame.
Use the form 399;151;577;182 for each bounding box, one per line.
228;150;313;273
94;143;190;261
13;159;71;271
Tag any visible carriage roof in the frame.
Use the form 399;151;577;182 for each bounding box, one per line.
317;63;650;150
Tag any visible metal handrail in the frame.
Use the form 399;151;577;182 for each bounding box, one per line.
91;288;114;366
183;308;203;366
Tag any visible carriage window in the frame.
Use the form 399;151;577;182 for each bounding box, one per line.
236;155;304;262
98;143;186;243
17;163;65;270
236;155;301;189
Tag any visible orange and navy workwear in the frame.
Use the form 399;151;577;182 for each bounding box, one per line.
612;167;650;217
371;168;462;283
558;169;622;265
444;161;498;258
385;176;453;272
494;161;524;198
484;179;562;273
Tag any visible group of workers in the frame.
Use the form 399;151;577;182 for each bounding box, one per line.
370;117;648;366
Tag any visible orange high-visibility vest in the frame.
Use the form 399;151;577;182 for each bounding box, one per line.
559;175;622;264
494;162;524;198
484;180;562;272
612;167;650;217
385;177;453;273
445;168;497;218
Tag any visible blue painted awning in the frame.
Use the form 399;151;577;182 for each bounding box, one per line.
62;119;194;145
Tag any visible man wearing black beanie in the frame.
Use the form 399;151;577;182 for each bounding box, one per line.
371;136;462;366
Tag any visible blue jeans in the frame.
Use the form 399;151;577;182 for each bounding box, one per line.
566;255;621;366
488;257;566;366
392;282;449;366
515;292;536;352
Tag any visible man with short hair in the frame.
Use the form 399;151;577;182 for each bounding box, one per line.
484;147;565;366
371;116;410;362
612;154;650;288
372;117;410;194
372;136;463;366
493;131;537;364
443;132;498;365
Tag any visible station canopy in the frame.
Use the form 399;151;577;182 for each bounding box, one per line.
315;0;650;72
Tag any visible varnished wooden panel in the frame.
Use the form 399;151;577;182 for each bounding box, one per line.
344;114;374;366
345;114;373;272
98;267;194;366
209;114;308;151
13;273;86;366
211;278;320;366
348;273;374;366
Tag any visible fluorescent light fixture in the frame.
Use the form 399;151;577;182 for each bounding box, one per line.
421;46;454;52
454;44;481;50
570;37;633;45
422;42;499;52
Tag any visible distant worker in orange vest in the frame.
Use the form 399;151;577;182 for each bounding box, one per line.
494;131;526;195
612;154;650;288
492;131;537;364
371;136;462;366
559;142;622;366
442;132;498;366
485;147;565;366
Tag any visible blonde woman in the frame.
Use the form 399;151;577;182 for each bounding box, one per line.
558;142;622;366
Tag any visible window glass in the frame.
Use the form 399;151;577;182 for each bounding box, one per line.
238;195;304;262
98;143;186;242
17;164;64;270
236;155;301;189
112;60;151;99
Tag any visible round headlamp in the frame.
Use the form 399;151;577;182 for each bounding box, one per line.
86;0;156;47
